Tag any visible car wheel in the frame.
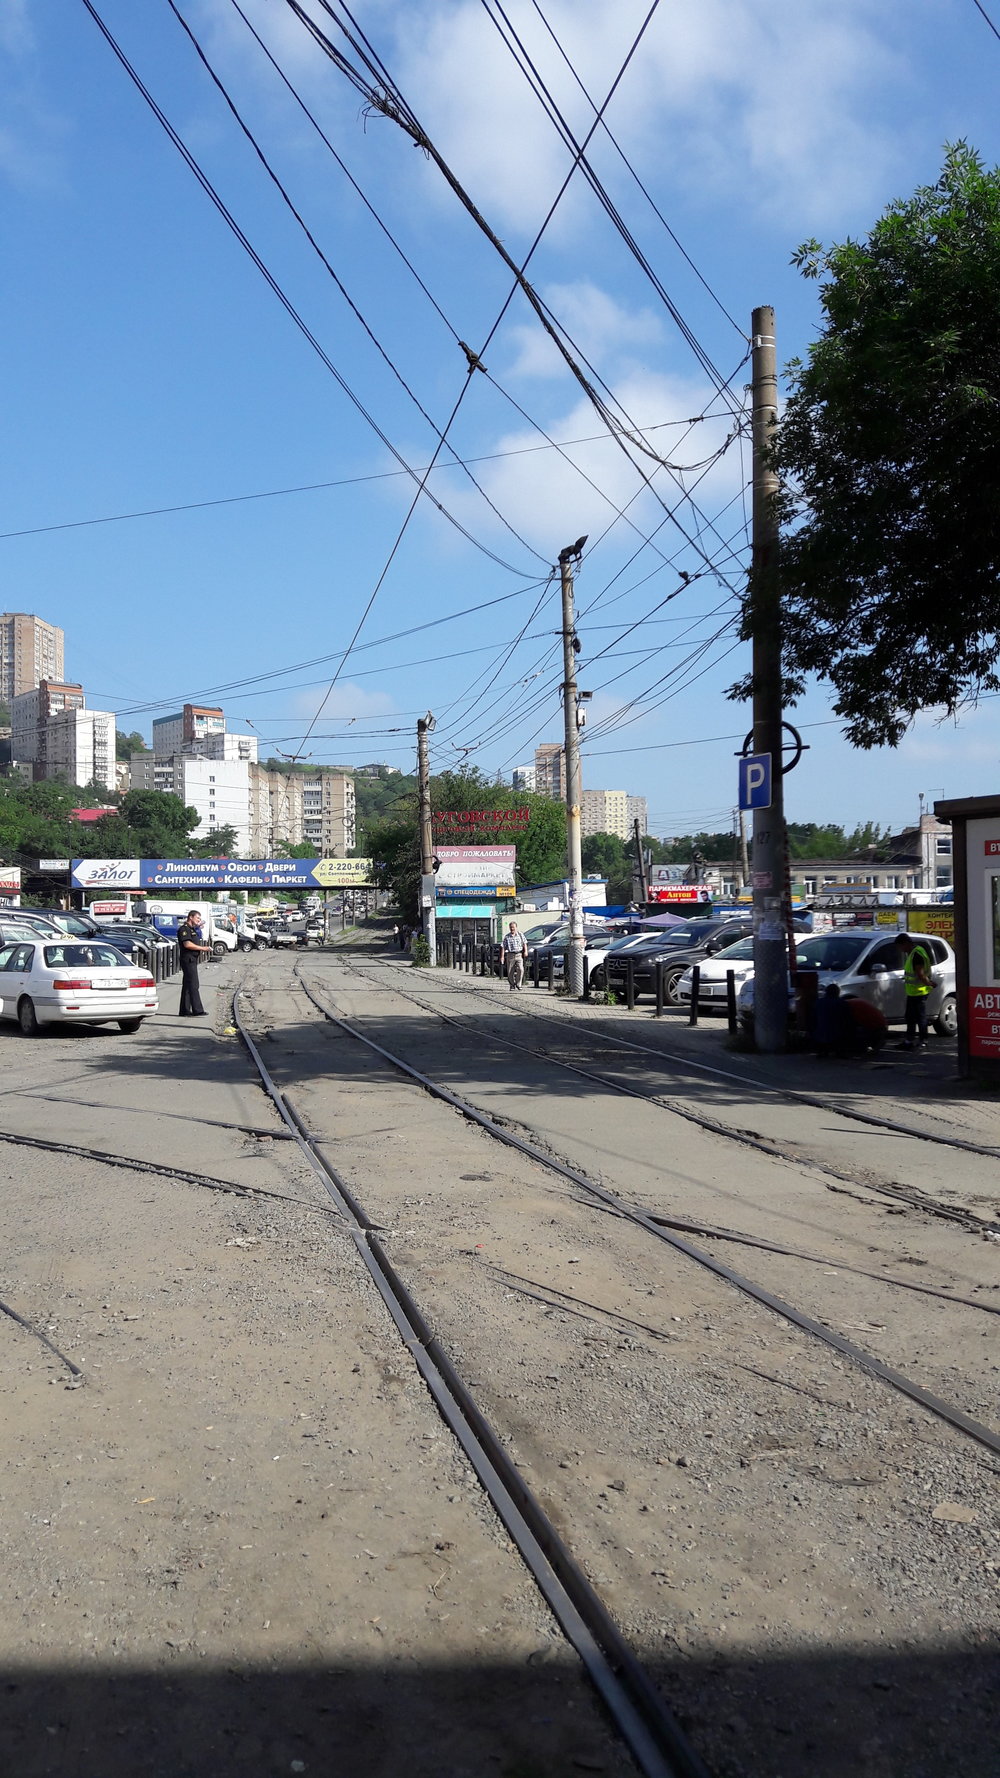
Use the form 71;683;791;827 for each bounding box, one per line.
18;997;39;1036
238;938;254;953
117;1017;142;1033
933;993;958;1037
212;942;228;959
663;967;686;1007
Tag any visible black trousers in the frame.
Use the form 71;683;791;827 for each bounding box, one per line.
179;956;205;1016
905;994;929;1043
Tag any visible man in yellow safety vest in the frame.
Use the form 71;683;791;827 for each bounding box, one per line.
895;932;932;1050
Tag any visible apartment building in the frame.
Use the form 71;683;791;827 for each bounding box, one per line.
152;704;226;756
0;613;64;704
627;795;648;838
581;789;631;840
43;708;116;791
248;765;356;856
511;764;537;793
11;680;85;765
533;743;567;799
156;755;252;854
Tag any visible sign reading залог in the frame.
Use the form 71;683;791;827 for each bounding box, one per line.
71;858;373;891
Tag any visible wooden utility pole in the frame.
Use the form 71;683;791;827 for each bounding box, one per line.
559;538;587;996
749;304;787;1051
417;712;437;965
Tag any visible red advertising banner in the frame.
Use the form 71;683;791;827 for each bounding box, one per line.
433;808;531;830
646;885;712;904
968;987;1000;1057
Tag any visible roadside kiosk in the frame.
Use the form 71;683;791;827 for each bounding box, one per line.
934;794;1000;1080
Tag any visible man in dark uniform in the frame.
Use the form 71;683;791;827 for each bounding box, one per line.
178;910;211;1017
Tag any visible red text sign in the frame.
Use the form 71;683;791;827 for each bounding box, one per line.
968;987;1000;1057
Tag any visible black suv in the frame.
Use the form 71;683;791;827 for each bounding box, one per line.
604;917;754;1005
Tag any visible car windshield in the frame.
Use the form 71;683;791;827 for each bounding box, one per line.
796;932;873;971
710;937;756;962
43;944;130;969
655;922;723;947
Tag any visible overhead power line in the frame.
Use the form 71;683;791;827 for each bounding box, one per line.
165;0;547;569
79;0;531;579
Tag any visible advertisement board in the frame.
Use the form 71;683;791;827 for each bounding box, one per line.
435;845;516;889
72;858;372;891
0;866;22;897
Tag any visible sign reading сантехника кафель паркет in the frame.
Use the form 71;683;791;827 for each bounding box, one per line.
71;859;373;891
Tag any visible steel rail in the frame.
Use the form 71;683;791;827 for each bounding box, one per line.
329;959;1000;1239
231;984;709;1778
367;953;1000;1163
295;972;1000;1462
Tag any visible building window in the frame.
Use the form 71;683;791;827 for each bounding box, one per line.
935;835;952;856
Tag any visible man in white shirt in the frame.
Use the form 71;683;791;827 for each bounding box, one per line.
501;920;527;991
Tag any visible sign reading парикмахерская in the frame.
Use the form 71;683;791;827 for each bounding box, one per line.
71;859;373;891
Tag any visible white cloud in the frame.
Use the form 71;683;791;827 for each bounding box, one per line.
432;361;746;565
506;279;663;379
384;0;914;234
287;680;397;723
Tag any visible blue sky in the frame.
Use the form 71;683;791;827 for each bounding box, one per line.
3;0;1000;838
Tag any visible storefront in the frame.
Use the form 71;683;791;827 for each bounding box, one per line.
934;794;1000;1079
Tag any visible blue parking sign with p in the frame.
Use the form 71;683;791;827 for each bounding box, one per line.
739;752;771;811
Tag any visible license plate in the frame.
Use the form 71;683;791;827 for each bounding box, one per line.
94;977;123;990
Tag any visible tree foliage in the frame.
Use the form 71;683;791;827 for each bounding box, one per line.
116;729;148;760
366;767;568;921
774;145;1000;746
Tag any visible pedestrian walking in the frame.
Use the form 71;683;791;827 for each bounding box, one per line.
895;932;933;1049
177;910;211;1017
502;920;527;991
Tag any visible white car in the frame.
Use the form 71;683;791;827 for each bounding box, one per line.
677;935;759;1009
0;938;159;1035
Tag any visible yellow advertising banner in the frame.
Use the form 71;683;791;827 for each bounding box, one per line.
311;857;374;887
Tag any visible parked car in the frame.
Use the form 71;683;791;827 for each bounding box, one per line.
530;930;621;988
604;917;754;1005
0;937;158;1035
677;935;759;1010
28;909;104;939
737;928;957;1037
677;921;814;1010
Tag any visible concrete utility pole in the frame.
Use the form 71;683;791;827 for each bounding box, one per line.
749;304;787;1052
417;712;437;965
559;537;587;997
633;816;648;906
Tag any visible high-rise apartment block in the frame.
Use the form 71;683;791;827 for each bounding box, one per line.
152;704;229;756
581;789;629;840
580;789;648;842
0;613;64;705
511;764;536;793
11;679;115;789
11;681;85;765
248;766;356;857
627;795;648;837
533;743;567;799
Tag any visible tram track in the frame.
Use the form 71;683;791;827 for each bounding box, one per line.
230;980;709;1778
288;965;1000;1464
333;957;1000;1239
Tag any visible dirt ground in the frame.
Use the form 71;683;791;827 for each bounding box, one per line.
1;940;997;1778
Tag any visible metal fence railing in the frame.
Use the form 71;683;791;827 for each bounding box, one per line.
430;935;739;1031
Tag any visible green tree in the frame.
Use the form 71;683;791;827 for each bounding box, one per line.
581;831;633;903
190;825;239;858
772;145;1000;746
116;729;148;760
